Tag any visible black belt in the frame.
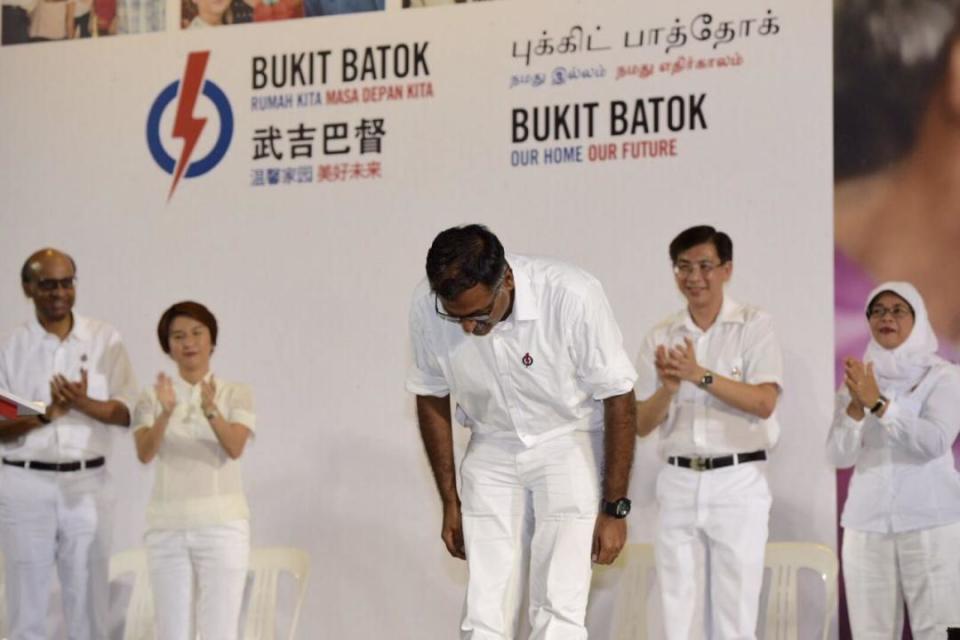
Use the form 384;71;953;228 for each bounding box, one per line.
668;450;766;471
3;457;105;472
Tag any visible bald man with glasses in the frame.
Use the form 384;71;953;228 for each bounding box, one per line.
0;248;137;640
407;224;637;639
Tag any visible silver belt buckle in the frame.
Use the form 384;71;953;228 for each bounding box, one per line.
690;456;708;471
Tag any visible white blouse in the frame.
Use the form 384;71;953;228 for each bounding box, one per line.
133;373;255;530
827;363;960;533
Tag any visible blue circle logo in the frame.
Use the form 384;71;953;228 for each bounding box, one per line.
146;79;233;179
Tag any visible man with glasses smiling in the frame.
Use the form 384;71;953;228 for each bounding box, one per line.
635;225;783;639
407;224;637;639
0;248;137;640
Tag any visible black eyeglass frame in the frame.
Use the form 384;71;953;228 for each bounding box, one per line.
434;269;508;325
34;276;77;292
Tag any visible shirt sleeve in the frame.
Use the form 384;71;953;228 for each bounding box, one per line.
104;330;139;418
569;280;638;400
132;387;157;432
226;383;256;432
878;366;960;461
634;330;659;402
825;387;864;469
405;287;450;397
742;312;784;388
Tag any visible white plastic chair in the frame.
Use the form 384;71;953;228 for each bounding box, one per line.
604;543;657;640
243;547;310;640
109;548;155;640
762;542;838;640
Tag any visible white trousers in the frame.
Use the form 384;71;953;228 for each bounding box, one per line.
459;431;602;640
145;520;250;640
655;462;771;640
843;521;960;640
0;464;112;640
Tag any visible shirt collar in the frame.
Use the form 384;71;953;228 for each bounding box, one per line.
507;256;539;323
672;296;745;333
175;370;214;390
28;312;90;343
173;371;214;405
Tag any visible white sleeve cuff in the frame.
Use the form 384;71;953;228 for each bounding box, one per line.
877;398;900;427
841;411;865;429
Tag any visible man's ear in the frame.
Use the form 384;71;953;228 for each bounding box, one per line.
504;267;515;291
721;260;733;282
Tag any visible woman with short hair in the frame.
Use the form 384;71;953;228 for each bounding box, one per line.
133;300;255;640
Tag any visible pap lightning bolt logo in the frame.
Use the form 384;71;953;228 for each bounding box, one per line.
169;52;210;200
147;51;234;201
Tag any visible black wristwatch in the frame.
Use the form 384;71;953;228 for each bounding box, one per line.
601;497;631;519
698;370;714;389
869;396;888;415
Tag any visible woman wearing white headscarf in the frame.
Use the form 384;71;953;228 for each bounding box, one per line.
828;281;960;638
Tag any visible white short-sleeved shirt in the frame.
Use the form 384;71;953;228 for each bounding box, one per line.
828;364;960;533
635;298;784;459
133;373;255;530
0;314;138;462
406;254;637;447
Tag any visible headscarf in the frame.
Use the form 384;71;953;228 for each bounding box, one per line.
863;281;943;396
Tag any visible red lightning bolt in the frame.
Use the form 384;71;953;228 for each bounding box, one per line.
168;51;211;200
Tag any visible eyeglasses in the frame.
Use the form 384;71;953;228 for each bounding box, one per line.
435;274;506;326
867;305;912;320
673;261;724;277
35;277;76;292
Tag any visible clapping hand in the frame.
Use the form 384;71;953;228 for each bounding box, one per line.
200;377;217;416
844;357;881;409
155;373;177;415
662;338;705;384
654;345;681;394
50;369;89;409
45;379;70;422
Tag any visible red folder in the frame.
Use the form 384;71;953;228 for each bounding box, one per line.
0;389;42;421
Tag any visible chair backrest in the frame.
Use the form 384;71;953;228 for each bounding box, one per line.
606;543;656;640
243;547;310;640
109;548;156;640
762;542;838;640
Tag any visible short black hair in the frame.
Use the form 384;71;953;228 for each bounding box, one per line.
669;225;733;263
866;290;916;319
21;249;77;284
425;224;507;300
157;301;219;354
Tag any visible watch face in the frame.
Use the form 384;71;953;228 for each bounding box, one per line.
605;498;631;518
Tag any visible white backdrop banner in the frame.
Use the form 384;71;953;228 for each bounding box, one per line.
0;0;833;637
